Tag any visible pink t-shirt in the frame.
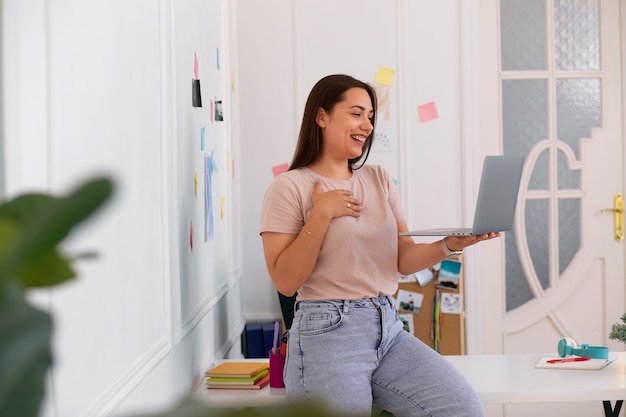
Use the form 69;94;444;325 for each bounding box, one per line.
259;165;406;301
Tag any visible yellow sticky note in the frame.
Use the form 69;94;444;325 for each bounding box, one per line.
220;197;226;219
375;67;395;86
194;173;198;198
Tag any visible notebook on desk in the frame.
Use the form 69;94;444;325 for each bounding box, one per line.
400;155;524;237
535;355;618;371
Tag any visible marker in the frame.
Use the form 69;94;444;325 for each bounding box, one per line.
547;357;591;364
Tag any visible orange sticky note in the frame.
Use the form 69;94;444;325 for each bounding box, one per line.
272;163;289;177
418;101;439;122
375;67;395;86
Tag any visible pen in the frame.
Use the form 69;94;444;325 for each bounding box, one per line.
547;357;591;364
271;321;280;355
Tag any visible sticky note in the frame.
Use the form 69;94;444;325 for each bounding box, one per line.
194;172;198;198
220;197;226;219
272;163;289;177
418;101;439;122
375;67;395;86
205;153;215;240
194;52;199;79
200;127;206;150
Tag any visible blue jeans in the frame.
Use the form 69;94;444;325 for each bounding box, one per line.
284;296;484;417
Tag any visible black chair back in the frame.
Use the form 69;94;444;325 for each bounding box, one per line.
278;291;296;330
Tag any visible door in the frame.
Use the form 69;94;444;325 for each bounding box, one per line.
477;0;626;359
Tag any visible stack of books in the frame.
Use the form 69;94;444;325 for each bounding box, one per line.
205;361;270;390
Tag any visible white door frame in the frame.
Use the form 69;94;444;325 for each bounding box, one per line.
462;0;626;355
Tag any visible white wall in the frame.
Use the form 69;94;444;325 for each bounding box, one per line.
2;1;481;416
235;0;481;323
2;1;245;416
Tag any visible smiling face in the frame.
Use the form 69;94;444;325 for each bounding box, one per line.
316;87;374;163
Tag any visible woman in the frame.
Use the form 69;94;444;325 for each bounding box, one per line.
260;74;496;416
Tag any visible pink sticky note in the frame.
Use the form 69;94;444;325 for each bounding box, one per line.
272;163;289;177
194;52;199;79
418;102;439;122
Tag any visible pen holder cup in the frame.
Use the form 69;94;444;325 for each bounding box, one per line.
269;351;286;388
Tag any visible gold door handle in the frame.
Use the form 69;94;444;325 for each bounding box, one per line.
601;194;624;242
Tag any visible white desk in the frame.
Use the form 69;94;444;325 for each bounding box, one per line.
444;353;626;417
196;353;626;415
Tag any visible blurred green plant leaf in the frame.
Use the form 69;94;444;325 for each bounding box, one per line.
17;250;76;288
0;178;113;286
134;397;350;417
0;283;52;417
0;194;58;226
0;219;19;268
0;177;114;417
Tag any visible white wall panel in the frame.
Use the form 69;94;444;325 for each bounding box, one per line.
43;1;170;415
402;0;464;236
236;0;468;319
235;0;298;319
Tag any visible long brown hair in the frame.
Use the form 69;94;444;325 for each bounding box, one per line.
289;74;377;171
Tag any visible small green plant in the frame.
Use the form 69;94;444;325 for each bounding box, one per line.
609;313;626;344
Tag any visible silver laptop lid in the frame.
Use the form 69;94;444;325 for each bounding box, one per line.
398;155;524;237
470;155;524;235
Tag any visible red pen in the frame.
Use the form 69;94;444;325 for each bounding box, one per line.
547;357;591;364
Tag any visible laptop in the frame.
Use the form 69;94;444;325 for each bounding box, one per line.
400;155;524;236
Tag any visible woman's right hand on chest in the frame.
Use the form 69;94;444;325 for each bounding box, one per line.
311;179;362;220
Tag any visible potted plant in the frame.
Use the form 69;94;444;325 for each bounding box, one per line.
0;177;349;417
0;177;114;416
609;313;626;344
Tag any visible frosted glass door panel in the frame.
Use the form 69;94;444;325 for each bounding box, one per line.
500;0;547;71
502;79;548;158
554;0;600;71
556;78;601;159
500;0;601;312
